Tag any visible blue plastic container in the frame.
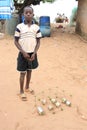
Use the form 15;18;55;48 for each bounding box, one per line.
39;16;51;37
39;16;50;26
40;26;51;37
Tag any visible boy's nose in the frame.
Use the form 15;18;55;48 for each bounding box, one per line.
27;13;30;16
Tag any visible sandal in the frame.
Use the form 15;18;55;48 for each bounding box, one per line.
25;88;34;94
18;93;27;101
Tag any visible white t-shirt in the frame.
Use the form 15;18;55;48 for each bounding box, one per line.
14;23;42;53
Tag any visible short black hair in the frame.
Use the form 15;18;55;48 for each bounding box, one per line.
23;6;34;13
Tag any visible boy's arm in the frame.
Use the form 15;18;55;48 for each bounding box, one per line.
14;37;24;53
30;38;41;61
33;38;40;55
33;26;42;55
14;37;30;60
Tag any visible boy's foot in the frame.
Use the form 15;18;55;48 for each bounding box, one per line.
25;88;34;95
18;93;27;101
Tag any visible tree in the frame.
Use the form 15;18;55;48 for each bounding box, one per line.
13;0;87;40
14;0;56;13
75;0;87;40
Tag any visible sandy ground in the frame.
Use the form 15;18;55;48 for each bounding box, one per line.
0;25;87;130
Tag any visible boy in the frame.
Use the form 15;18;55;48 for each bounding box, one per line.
14;6;42;101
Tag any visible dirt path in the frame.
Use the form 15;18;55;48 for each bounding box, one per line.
0;26;87;130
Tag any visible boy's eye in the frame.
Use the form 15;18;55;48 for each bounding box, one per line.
26;11;32;14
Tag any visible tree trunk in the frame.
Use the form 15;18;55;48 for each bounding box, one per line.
75;0;87;40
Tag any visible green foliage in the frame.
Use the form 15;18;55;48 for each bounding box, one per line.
13;0;56;4
13;0;56;12
55;17;64;23
42;0;56;3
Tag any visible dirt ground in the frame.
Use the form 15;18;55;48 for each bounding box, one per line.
0;25;87;130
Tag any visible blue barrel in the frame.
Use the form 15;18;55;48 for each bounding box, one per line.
39;16;50;26
39;16;51;37
40;26;51;37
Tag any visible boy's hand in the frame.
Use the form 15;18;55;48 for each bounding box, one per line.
30;53;35;61
23;52;30;60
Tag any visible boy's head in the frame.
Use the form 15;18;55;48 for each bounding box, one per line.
23;6;34;22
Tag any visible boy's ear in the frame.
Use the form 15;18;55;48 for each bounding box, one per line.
33;14;34;16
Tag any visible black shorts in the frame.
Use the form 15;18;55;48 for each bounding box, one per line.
17;52;38;72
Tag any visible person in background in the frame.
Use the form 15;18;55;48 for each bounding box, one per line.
65;17;69;23
14;6;42;101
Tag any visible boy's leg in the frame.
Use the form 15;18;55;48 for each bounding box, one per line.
25;70;32;89
25;70;34;94
18;72;27;101
20;72;26;93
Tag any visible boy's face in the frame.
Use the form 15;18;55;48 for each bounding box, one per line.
24;7;34;22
